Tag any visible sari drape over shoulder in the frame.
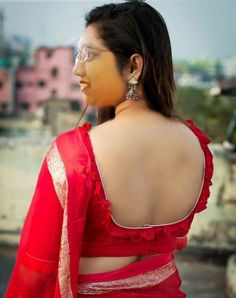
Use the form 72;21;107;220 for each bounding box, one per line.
5;127;93;297
5;119;214;297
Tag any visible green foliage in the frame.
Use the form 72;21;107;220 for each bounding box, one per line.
175;87;236;143
188;59;211;74
174;59;213;75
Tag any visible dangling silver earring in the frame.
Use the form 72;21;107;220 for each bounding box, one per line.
125;77;138;100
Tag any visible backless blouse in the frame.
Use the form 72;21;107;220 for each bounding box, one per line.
79;119;214;257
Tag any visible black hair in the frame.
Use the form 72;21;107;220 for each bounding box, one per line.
80;0;184;125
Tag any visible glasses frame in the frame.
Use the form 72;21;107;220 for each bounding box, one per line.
75;46;110;63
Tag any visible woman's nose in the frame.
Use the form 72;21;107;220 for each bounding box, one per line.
72;60;85;76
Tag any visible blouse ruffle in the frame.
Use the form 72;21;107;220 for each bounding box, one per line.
78;119;214;242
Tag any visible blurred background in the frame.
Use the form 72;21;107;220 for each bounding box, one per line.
0;0;236;297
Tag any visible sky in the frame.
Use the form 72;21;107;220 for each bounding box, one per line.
0;0;236;60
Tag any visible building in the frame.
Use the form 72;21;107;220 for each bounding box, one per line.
0;67;10;113
15;46;88;114
0;45;96;117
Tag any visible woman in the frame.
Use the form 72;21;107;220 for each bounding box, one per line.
5;1;214;297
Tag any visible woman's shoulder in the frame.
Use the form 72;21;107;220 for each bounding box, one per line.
50;123;93;167
61;116;212;176
54;122;92;146
86;115;205;157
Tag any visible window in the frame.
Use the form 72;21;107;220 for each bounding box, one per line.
51;67;58;78
70;100;81;111
38;80;46;88
16;81;23;89
46;49;53;58
51;89;57;97
21;102;30;111
1;103;7;111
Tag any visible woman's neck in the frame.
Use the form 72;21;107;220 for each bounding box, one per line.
114;99;149;118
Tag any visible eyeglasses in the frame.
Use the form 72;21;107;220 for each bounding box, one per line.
75;46;110;63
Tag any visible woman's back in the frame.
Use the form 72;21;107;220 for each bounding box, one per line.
88;110;205;229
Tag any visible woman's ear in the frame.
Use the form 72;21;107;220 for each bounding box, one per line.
128;53;144;81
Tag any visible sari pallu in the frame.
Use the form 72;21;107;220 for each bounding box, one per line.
5;128;93;298
77;253;186;297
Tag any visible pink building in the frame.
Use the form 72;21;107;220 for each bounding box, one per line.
15;66;37;113
0;68;10;113
15;46;95;115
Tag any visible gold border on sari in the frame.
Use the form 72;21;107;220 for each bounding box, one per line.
77;259;176;295
47;142;73;298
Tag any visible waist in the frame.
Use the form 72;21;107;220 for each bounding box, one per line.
79;253;162;274
79;253;174;281
77;253;177;295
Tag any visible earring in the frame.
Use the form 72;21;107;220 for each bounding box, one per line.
125;77;138;100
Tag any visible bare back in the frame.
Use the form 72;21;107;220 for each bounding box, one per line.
87;114;205;228
79;113;205;274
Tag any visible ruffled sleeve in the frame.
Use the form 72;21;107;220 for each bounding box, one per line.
184;119;214;214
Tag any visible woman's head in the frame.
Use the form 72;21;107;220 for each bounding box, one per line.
73;24;133;108
75;0;184;125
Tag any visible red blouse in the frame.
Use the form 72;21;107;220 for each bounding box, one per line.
79;119;214;257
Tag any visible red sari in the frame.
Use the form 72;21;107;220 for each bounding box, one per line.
5;126;93;297
5;119;214;297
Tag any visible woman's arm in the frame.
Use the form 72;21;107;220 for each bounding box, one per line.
5;141;64;297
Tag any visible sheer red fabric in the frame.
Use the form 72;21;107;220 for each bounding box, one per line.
5;128;93;297
5;119;214;297
77;253;186;297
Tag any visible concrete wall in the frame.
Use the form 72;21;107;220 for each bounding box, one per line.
0;135;52;245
